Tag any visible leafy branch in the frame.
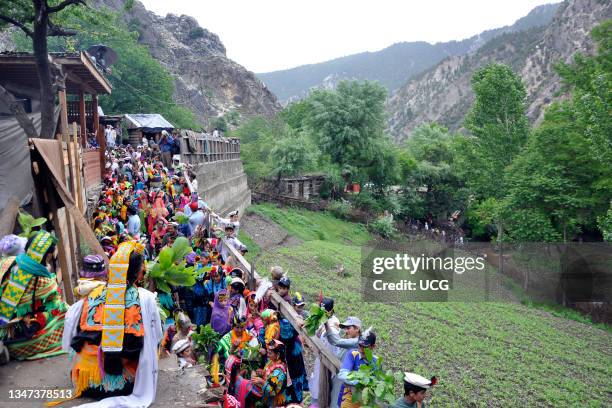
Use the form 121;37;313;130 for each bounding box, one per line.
146;236;196;293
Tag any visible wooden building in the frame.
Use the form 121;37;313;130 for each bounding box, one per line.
0;51;112;195
124;113;174;147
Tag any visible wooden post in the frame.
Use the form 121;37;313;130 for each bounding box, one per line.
45;172;75;305
72;122;83;211
319;365;331;408
92;94;104;177
58;90;69;138
79;91;87;148
66;127;77;197
61;135;79;295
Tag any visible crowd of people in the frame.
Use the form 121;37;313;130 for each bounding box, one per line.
0;134;438;408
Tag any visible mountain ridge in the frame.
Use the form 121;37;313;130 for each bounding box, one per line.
257;3;561;102
386;0;612;141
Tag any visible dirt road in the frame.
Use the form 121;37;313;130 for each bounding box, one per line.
0;353;209;407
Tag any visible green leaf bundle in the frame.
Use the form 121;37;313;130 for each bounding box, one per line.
146;237;196;293
304;304;328;336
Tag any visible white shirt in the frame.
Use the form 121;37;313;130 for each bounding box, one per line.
105;128;114;145
220;235;246;261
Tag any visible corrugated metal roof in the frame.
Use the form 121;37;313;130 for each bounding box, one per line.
124;113;174;130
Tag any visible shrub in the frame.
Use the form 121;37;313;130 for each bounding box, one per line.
368;216;397;239
188;27;205;40
328;200;352;220
350;191;384;214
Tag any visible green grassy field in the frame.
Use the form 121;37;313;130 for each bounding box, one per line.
243;204;612;407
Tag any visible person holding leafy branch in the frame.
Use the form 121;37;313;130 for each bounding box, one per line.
216;314;253;360
225;354;262;407
327;316;362;408
252;339;293;407
337;328;378;408
391;373;437;408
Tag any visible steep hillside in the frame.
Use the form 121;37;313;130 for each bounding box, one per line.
97;0;280;125
257;3;560;103
387;0;612;141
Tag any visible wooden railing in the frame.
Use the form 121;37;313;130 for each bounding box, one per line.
222;237;342;407
179;130;241;165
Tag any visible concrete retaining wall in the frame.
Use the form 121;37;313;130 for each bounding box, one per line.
193;159;251;216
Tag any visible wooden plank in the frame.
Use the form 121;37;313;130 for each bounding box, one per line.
45;174;75;305
73;124;84;212
58;90;69;138
319;363;331;408
222;237;342;377
79;92;87;148
60;209;76;305
31;138;109;265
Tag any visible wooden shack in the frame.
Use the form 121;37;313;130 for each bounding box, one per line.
124;113;174;147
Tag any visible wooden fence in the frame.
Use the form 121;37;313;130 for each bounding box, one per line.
179;131;241;165
83;149;102;188
222;237;341;407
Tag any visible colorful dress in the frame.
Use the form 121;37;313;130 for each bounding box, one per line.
68;284;145;397
261;359;292;407
225;355;262;407
280;318;309;402
0;232;67;360
216;328;253;360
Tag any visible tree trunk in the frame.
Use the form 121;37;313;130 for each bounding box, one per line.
497;218;504;276
0;84;38;137
33;0;56;139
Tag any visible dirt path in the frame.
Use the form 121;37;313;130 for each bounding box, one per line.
0;353;211;407
241;213;301;262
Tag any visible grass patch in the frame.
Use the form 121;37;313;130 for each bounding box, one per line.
242;204;612;406
246;203;372;245
238;229;260;263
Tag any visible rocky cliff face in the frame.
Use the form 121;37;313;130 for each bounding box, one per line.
386;0;612;141
97;0;280;125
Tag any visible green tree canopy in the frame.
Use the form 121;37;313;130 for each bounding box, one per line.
460;63;530;200
304;80;387;177
269;127;317;180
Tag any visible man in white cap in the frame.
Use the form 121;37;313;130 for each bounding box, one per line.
172;338;196;369
391;372;437;407
212;210;240;235
219;224;247;262
326;316;362;408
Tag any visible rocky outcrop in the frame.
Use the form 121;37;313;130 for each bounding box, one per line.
386;0;612;141
97;0;280;126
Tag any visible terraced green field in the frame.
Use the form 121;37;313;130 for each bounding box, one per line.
243;204;612;407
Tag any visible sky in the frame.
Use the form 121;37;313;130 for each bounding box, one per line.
139;0;557;73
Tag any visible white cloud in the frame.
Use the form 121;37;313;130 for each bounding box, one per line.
139;0;557;73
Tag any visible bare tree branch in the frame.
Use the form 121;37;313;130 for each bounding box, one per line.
47;20;77;37
0;14;33;37
47;0;86;14
0;84;39;138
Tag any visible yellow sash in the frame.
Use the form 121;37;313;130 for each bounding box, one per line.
101;241;136;352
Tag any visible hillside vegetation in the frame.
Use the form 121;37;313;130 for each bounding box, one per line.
242;204;612;406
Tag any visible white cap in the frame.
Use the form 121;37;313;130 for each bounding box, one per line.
172;338;190;354
231;277;245;286
403;372;436;389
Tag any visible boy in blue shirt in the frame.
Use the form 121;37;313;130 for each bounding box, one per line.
336;328;377;407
